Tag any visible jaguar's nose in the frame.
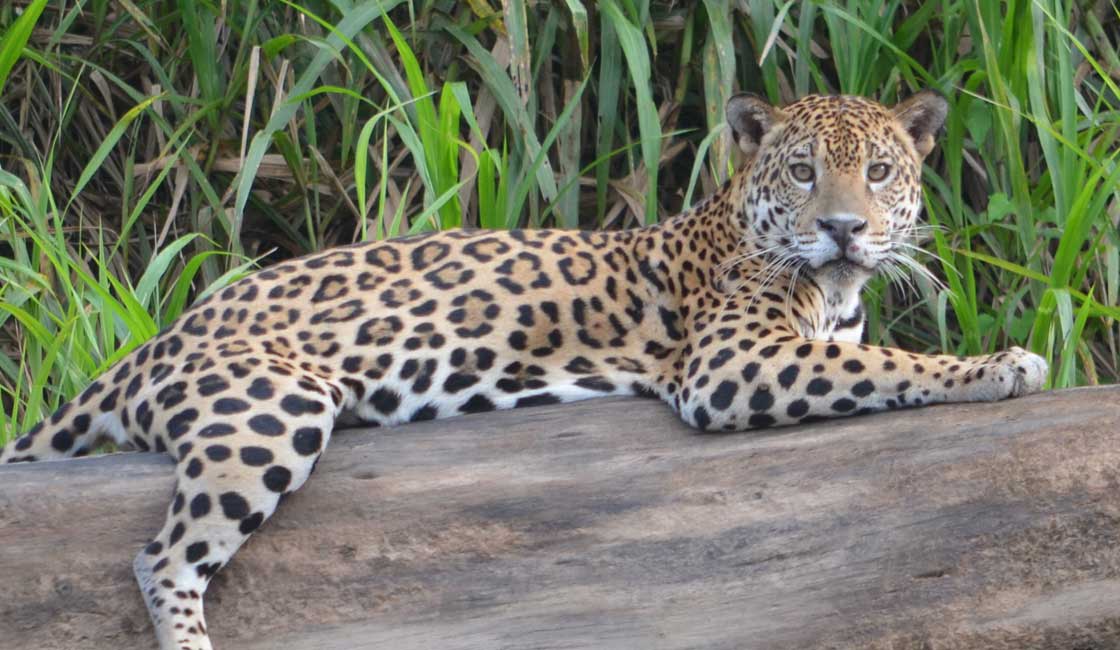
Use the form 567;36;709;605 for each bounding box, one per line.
817;216;867;253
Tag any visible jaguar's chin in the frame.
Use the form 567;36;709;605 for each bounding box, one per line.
812;259;874;288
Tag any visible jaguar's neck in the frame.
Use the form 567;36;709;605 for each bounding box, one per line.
652;170;753;269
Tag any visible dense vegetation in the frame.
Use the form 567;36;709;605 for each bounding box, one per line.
0;0;1117;442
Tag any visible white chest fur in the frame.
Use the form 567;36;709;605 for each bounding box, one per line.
794;276;866;343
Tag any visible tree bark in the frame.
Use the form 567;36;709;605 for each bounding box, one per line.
2;387;1119;650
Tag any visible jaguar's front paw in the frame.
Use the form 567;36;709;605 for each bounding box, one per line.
1008;347;1048;396
985;346;1048;399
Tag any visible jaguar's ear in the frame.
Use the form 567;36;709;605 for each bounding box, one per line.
726;93;784;157
892;90;949;159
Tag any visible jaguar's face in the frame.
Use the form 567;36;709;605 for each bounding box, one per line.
727;92;948;286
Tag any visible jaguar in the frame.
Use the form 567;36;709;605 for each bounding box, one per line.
0;90;1047;650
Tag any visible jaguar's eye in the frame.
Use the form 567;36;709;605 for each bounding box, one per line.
789;163;816;184
867;163;891;183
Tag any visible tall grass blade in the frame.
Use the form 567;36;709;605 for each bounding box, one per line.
0;0;48;97
600;0;661;224
235;0;404;238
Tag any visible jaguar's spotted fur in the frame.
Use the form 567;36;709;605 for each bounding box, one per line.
0;91;1047;649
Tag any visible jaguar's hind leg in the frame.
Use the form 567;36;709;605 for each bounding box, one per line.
133;371;339;650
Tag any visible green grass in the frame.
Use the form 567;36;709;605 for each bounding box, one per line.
0;0;1117;443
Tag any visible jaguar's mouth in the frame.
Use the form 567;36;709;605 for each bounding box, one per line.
816;258;875;283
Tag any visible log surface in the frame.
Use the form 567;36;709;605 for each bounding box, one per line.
2;387;1120;650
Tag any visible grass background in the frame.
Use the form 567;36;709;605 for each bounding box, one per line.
0;0;1117;443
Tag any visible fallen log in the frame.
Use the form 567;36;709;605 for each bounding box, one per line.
1;386;1119;650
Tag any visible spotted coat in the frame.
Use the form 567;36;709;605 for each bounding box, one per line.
0;92;1047;650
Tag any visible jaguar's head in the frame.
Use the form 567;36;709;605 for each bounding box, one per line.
727;91;948;288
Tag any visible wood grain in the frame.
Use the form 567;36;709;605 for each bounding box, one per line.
2;387;1119;650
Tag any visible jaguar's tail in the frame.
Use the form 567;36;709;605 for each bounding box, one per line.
1;387;126;464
